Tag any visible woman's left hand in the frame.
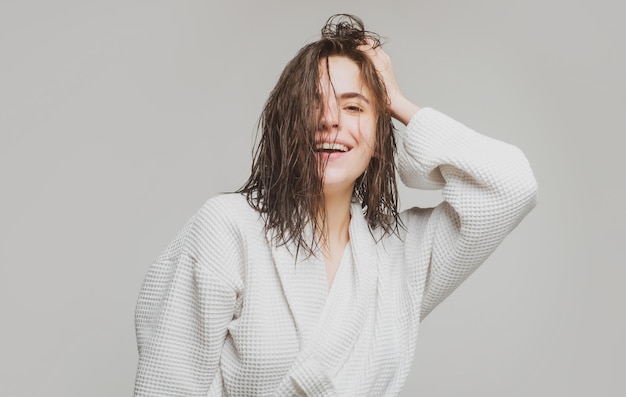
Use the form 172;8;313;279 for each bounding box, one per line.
358;41;421;125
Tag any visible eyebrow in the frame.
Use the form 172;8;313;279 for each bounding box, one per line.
338;92;370;104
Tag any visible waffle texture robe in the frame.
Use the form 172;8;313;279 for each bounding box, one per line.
133;108;538;396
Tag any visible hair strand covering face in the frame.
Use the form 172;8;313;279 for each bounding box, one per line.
237;14;402;257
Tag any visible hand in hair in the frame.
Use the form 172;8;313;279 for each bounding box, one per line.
358;40;421;125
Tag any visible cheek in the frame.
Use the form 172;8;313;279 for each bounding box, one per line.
358;121;377;155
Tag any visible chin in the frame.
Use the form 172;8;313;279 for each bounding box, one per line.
322;177;357;194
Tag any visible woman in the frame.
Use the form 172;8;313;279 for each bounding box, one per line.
133;14;537;396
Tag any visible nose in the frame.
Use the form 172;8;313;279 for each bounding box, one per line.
319;103;339;131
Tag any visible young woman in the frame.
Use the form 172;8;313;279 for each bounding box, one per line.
133;14;537;397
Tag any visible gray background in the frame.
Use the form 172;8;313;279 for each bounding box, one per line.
1;0;624;396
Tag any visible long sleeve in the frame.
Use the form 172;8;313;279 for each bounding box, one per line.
133;200;243;396
397;107;538;320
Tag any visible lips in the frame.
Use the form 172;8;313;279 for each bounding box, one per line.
315;142;351;153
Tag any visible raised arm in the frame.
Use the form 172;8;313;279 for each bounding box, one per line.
398;108;537;319
361;43;538;319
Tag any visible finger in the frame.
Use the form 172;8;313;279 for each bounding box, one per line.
358;38;379;52
357;44;377;56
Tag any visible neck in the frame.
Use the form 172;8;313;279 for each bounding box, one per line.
318;184;353;250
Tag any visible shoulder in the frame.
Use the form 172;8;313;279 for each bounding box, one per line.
181;193;263;255
182;194;260;282
193;193;262;234
198;193;258;220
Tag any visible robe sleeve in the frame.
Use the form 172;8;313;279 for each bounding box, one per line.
133;199;242;396
397;107;538;320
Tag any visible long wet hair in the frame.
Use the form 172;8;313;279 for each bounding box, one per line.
237;14;401;255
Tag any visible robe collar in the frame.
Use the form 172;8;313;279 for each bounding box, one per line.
271;202;380;395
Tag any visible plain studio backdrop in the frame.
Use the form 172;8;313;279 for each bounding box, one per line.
1;1;624;396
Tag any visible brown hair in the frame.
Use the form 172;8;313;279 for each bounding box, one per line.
237;14;401;255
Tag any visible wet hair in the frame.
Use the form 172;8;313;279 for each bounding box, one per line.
237;14;401;255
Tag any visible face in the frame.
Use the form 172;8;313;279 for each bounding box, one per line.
316;55;377;194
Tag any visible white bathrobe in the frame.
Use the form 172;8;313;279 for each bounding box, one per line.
133;108;538;396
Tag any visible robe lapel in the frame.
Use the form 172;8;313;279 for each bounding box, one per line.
270;228;328;345
274;203;380;396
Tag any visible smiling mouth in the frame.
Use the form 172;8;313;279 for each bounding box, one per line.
315;142;350;153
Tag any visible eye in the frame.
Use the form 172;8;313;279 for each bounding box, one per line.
345;105;363;113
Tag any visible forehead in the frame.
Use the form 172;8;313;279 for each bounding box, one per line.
319;55;369;97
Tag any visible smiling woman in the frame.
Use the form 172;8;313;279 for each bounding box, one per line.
315;56;377;198
237;17;402;260
133;14;538;397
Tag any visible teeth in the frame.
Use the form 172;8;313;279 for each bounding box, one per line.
316;142;349;152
